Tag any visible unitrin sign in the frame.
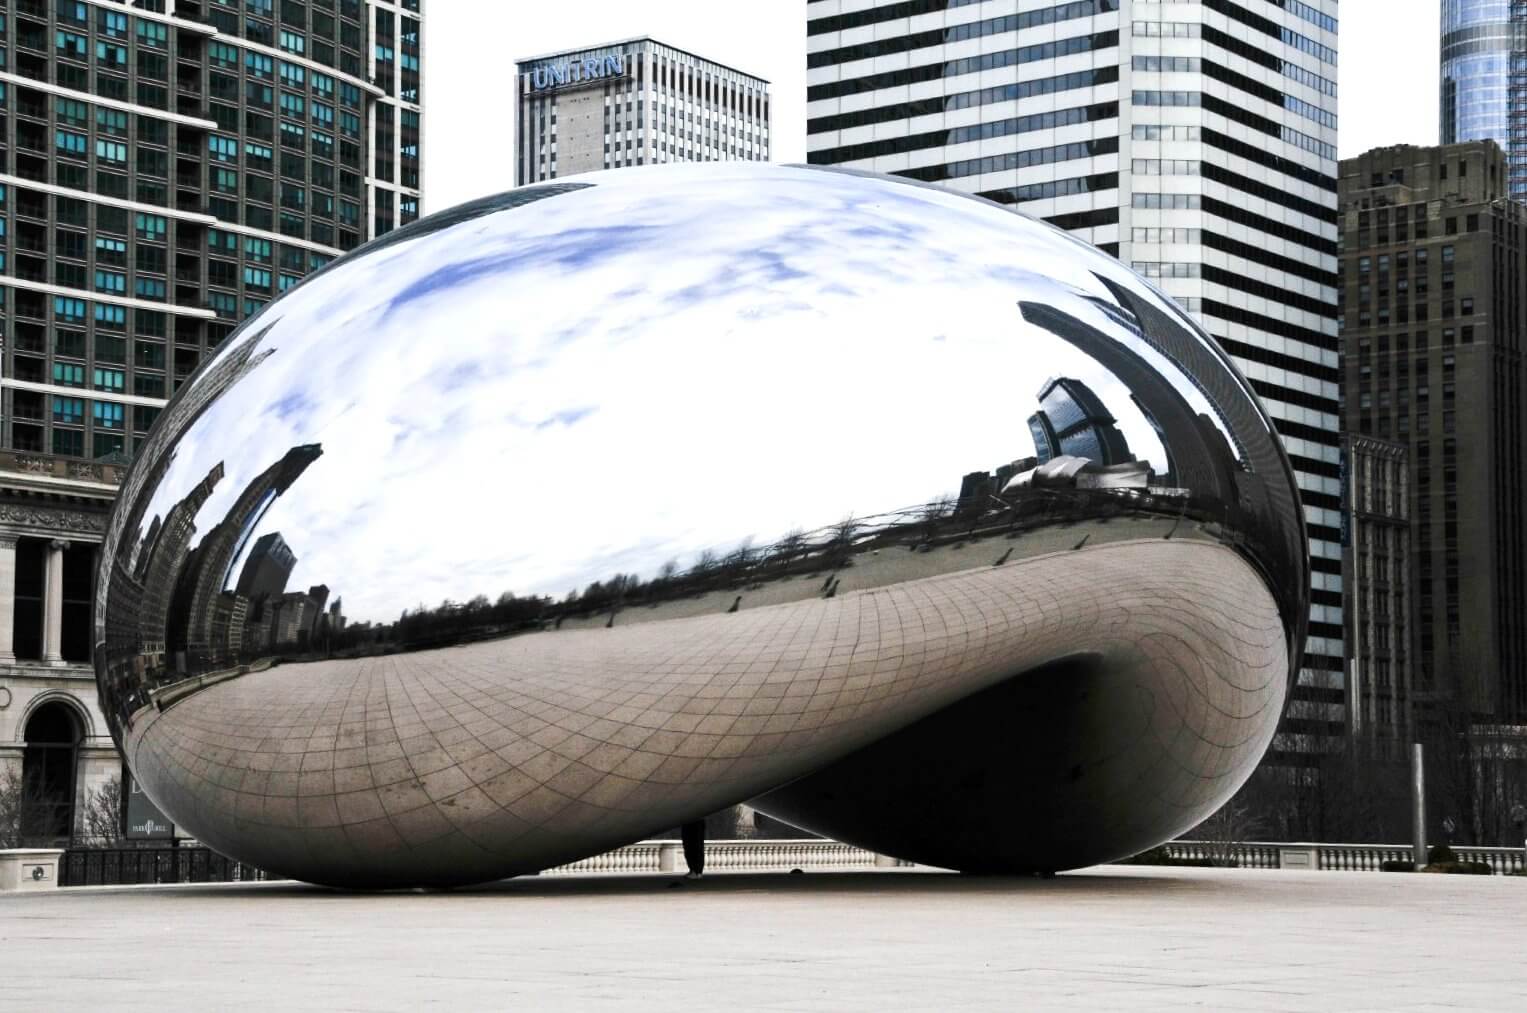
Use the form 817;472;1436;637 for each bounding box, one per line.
527;53;628;92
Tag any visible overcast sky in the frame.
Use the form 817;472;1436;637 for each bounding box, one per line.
422;1;1441;214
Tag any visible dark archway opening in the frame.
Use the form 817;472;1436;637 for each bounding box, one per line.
21;701;82;846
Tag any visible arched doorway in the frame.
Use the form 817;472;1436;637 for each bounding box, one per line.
21;701;82;846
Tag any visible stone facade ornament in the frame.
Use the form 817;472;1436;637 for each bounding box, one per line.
0;505;108;535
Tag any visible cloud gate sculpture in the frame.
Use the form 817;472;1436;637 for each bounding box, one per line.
96;164;1307;888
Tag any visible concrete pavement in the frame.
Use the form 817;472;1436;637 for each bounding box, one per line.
3;865;1525;1011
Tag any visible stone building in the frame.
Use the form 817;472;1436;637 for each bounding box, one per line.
1339;141;1527;724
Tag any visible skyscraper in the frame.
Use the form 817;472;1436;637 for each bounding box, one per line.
515;37;770;184
1440;1;1527;198
0;0;423;844
806;0;1343;747
1339;141;1527;726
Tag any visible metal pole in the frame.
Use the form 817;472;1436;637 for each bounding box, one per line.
1411;742;1427;869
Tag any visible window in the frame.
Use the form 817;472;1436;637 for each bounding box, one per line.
94;269;126;294
93;368;125;392
96;40;128;68
210;41;239;68
280;30;306;54
245;141;275;169
53;296;86;322
244;266;273;290
279;61;306;86
136;20;168;48
94;304;126;329
208;135;239;161
208;292;237;318
95;139;128;163
57;99;88;127
134;277;166;300
92;401;125;430
247;52;274;79
53;397;85;424
53;430;84;457
53;362;85;387
95;236;127;264
56;30;87;60
136;213;167;240
55;129;88;157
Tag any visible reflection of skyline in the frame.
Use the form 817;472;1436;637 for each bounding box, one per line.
102;165;1299;631
101;442;349;711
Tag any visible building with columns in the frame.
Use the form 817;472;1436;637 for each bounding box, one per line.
0;0;425;847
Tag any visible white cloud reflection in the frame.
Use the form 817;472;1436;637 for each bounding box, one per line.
132;164;1233;623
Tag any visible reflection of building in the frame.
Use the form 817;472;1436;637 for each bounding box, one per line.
1027;377;1132;467
169;447;323;672
1341;436;1414;756
1340;142;1527;723
516;37;769;184
235;533;298;602
1440;3;1527;198
807;0;1343;748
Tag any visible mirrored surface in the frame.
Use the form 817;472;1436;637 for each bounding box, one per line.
96;164;1307;887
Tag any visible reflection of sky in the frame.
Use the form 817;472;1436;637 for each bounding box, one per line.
131;164;1235;624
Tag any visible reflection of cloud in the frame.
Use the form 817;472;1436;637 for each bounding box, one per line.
131;164;1231;624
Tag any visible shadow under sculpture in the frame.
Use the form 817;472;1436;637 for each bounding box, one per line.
94;164;1307;888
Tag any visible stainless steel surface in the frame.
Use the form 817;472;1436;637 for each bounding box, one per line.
95;163;1308;887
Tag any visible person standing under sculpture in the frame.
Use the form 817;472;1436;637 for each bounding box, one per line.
681;818;706;879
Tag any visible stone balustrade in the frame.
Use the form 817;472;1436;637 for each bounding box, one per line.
1165;840;1527;875
8;838;1525;890
543;839;908;876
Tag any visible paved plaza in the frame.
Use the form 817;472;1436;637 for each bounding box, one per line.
4;865;1526;1010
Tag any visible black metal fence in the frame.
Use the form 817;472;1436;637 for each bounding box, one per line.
57;846;278;887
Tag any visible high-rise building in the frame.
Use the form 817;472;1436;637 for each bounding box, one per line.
806;0;1343;749
1338;141;1527;724
1340;434;1415;754
235;530;297;600
1440;1;1527;199
515;37;769;185
0;0;423;845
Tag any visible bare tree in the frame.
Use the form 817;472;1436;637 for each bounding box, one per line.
1191;796;1266;868
0;766;24;849
78;775;124;847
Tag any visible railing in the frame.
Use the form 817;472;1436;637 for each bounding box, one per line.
546;840;906;875
51;839;1524;888
1163;840;1527;875
57;847;275;887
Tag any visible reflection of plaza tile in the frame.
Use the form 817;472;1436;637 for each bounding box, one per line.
126;538;1284;886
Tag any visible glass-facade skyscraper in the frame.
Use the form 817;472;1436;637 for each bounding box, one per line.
807;0;1343;755
1440;0;1527;197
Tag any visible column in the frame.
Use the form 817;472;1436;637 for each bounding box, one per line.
0;535;16;665
43;539;67;666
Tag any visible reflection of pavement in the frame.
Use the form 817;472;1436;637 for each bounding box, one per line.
558;514;1201;629
8;867;1525;1008
124;537;1284;887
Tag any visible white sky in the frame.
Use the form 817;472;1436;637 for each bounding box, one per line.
422;0;1442;215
